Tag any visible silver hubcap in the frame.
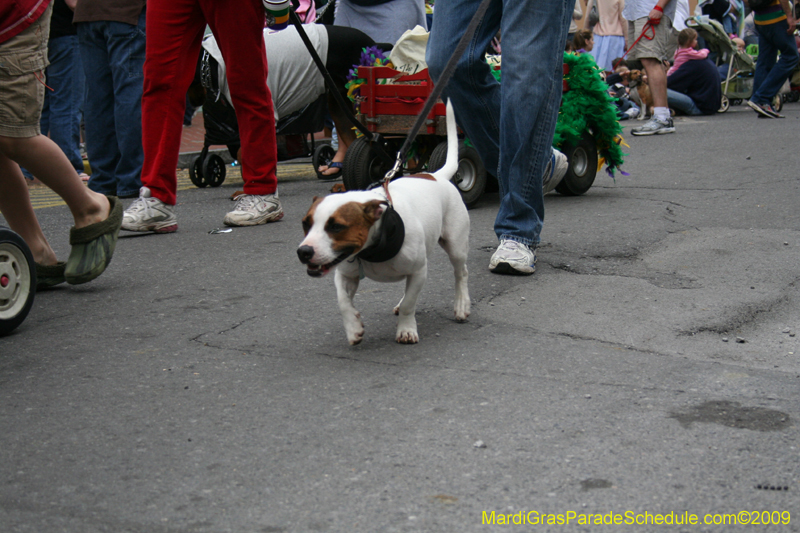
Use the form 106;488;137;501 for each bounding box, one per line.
0;243;31;320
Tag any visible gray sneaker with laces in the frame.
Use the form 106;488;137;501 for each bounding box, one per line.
223;193;284;227
489;239;536;275
121;187;177;233
543;148;569;194
631;117;675;136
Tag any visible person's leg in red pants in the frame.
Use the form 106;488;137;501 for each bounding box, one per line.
123;0;280;233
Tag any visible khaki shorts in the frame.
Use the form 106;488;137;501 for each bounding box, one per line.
627;16;673;62
0;3;51;138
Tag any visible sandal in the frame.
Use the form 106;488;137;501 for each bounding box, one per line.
319;161;343;180
64;195;123;285
36;261;66;290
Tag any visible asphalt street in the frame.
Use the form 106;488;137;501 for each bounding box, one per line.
2;102;800;533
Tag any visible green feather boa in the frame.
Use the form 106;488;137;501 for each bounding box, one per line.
491;52;626;176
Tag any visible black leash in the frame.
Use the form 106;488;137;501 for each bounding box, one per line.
383;0;493;183
287;10;395;166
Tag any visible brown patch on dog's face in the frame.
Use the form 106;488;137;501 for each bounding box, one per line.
325;200;384;253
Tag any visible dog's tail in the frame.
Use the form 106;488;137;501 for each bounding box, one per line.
431;99;459;182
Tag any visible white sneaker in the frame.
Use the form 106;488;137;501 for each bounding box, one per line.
542;148;569;194
223;192;284;227
121;187;177;233
489;239;536;275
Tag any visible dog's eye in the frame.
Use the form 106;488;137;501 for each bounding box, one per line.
302;219;311;234
326;222;347;234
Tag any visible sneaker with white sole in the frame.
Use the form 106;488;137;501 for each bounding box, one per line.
543;148;569;194
489;239;536;275
747;99;783;118
223;192;284;226
631;116;675;136
122;187;177;233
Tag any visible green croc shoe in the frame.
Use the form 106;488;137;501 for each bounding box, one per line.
36;261;66;290
65;196;123;285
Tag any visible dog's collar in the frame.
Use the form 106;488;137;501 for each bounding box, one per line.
355;204;405;263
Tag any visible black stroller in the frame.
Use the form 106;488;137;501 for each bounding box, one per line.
188;51;329;189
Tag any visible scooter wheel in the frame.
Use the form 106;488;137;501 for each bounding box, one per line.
0;228;36;337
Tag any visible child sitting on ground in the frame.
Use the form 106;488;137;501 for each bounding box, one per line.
667;28;709;76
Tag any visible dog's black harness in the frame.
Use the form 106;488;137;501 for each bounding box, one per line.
355;204;404;263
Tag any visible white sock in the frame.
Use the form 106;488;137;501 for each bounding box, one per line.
654;107;670;121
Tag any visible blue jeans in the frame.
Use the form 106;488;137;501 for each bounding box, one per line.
427;0;573;247
21;35;85;180
752;19;799;105
667;89;703;115
77;12;145;197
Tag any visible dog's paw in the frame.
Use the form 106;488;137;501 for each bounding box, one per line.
348;330;364;345
344;312;364;345
396;329;419;344
454;298;470;322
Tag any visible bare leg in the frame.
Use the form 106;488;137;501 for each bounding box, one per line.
319;92;357;176
0;153;58;266
640;58;668;108
0;135;110;229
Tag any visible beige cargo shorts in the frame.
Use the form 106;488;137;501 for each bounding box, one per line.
0;3;52;138
626;15;674;63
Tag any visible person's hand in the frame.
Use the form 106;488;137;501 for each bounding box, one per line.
649;4;664;24
65;0;77;10
786;13;796;35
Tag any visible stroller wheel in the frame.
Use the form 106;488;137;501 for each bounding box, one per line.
189;157;207;188
0;227;36;337
718;95;730;113
313;143;337;180
202;154;226;187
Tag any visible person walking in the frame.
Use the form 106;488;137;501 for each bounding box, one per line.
745;0;798;118
122;0;283;232
624;0;678;135
427;0;573;276
72;0;146;198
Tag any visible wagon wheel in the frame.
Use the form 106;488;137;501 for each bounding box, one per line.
313;143;337;180
202;154;226;187
556;132;597;196
718;95;730;113
771;94;783;113
428;139;487;209
0;228;36;337
189;156;206;188
342;137;392;191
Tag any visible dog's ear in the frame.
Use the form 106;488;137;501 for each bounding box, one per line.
302;197;323;235
362;200;386;223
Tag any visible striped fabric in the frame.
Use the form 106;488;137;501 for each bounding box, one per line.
754;0;787;25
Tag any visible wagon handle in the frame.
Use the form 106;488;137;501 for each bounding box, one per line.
288;9;395;167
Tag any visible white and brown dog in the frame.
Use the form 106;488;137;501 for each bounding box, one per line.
297;101;470;345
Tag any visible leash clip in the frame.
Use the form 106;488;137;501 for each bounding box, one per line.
383;152;404;182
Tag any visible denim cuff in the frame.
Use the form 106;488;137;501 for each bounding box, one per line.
499;234;538;248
